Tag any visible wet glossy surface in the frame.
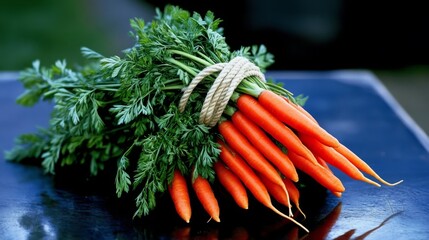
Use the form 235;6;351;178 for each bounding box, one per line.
1;70;429;239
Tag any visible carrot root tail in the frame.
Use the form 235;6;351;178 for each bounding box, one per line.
268;204;309;233
371;173;404;187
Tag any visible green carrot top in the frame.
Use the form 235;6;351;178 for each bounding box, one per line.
5;5;295;218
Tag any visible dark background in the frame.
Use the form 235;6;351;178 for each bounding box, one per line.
146;0;429;70
1;0;428;133
1;0;428;70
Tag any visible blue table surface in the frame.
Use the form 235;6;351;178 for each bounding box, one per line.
1;70;429;240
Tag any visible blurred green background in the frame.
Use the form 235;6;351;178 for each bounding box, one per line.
1;0;428;133
1;0;111;70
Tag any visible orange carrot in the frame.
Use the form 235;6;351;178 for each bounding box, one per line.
169;170;192;223
287;151;345;193
229;109;299;182
258;173;293;216
218;119;287;191
315;155;331;171
335;143;403;186
282;178;306;219
258;90;339;148
314;155;344;197
218;140;272;206
214;161;249;209
284;96;402;187
192;175;220;222
234;94;318;165
283;96;318;124
218;140;309;232
299;134;381;187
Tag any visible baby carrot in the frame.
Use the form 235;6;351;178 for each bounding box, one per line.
192;175;221;222
218;140;309;232
169;170;192;223
335;143;403;186
228;108;299;182
258;90;339;148
214;161;249;209
299;134;381;187
287;151;345;193
233;94;318;165
218;119;287;191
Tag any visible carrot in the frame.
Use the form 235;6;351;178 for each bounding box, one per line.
335;143;403;186
287;151;345;193
229;108;299;182
282;178;306;219
315;155;331;171
258;90;339;148
214;161;249;209
218;119;287;191
218;140;309;232
283;96;318;124
192;173;220;222
169;170;192;223
299;133;381;187
233;94;319;165
192;175;221;222
258;173;293;216
284;96;402;187
315;155;345;197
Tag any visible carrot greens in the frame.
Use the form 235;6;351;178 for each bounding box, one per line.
5;5;277;218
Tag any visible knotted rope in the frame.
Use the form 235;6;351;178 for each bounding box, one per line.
178;56;265;127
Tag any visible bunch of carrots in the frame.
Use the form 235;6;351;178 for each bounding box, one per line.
168;87;402;232
7;5;402;233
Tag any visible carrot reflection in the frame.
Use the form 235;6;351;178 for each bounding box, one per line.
171;226;191;240
168;202;401;240
302;202;402;240
302;202;342;239
351;211;402;240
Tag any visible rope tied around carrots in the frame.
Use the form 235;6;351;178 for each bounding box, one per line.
178;56;265;127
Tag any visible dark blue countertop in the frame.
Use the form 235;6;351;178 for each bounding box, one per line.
1;70;428;240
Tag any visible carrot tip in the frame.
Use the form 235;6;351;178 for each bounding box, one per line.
376;177;404;187
384;179;404;186
296;205;307;220
269;204;309;233
207;216;221;223
331;191;343;198
363;177;382;187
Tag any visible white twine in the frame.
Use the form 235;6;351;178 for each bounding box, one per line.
178;56;265;127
